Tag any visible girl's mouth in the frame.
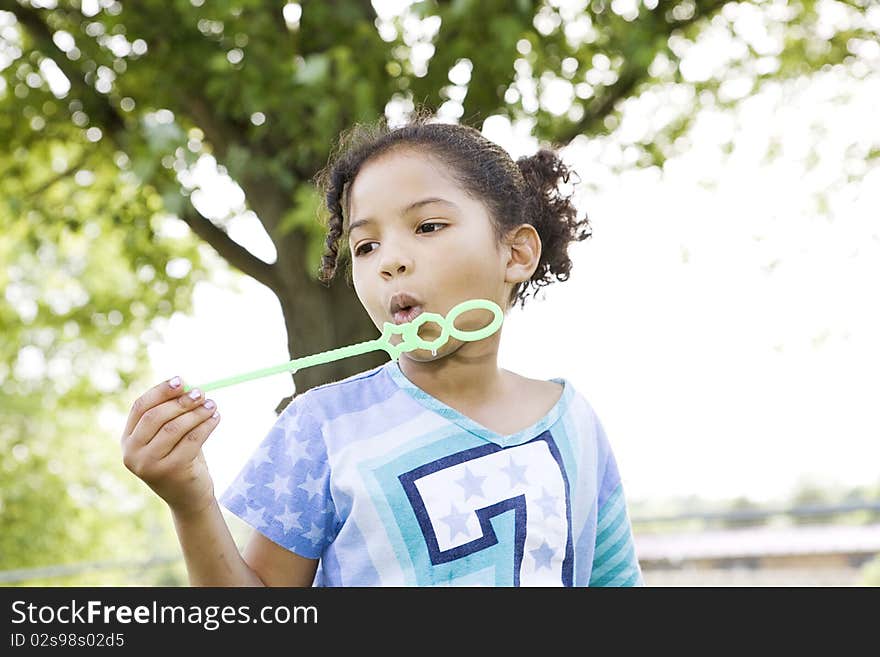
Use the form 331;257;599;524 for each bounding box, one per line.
392;305;424;325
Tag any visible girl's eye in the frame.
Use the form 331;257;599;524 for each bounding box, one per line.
354;242;377;257
418;221;446;234
353;221;446;257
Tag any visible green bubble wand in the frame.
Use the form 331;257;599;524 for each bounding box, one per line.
183;298;504;393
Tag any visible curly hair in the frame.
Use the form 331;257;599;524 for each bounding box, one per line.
312;105;592;310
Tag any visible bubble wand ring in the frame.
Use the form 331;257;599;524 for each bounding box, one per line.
183;298;503;393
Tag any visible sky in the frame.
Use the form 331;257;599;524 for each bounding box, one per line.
137;63;880;508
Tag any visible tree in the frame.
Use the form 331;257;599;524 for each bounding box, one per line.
1;0;876;580
3;0;876;396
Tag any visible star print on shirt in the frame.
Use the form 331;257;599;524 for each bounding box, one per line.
534;487;560;519
530;540;555;571
456;466;486;501
320;496;336;518
242;504;266;529
441;503;471;542
303;521;325;547
282;430;313;465
501;457;528;488
268;474;291;502
277;508;303;534
298;471;324;503
250;442;272;466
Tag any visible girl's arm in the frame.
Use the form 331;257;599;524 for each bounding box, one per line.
172;498;319;586
171;498;265;586
242;530;320;587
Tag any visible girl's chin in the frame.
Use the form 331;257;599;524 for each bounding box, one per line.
401;347;443;362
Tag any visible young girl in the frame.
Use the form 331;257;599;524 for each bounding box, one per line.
121;108;644;586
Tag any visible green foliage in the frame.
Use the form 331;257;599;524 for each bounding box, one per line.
0;0;875;585
0;389;186;585
0;104;206;585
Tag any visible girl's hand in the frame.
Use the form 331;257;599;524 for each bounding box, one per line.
120;377;221;517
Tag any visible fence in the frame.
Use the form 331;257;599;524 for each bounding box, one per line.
3;502;879;585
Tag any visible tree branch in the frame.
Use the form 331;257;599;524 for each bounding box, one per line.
24;151;91;200
1;0;128;135
558;0;728;143
4;1;285;294
179;203;284;295
180;93;238;163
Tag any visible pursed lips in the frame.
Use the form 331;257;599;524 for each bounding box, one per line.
391;305;424;325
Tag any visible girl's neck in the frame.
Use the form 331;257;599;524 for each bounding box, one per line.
396;342;508;408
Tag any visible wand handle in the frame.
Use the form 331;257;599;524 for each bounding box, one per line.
182;298;503;393
186;338;384;393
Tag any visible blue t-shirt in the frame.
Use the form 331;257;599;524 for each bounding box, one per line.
219;360;643;586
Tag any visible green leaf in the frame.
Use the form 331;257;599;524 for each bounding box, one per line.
293;54;331;86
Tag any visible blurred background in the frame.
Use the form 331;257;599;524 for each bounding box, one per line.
1;0;878;587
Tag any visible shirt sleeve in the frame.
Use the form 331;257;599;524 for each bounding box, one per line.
589;416;644;587
218;392;338;560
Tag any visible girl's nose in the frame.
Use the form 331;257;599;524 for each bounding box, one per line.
379;244;413;277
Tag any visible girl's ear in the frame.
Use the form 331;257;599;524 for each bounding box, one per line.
504;224;541;285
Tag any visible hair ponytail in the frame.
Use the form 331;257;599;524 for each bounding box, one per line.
512;149;592;308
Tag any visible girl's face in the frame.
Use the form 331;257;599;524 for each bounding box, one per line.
346;147;511;362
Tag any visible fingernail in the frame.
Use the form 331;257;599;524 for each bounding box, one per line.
212;411;220;419
188;388;201;400
168;376;181;388
203;399;216;410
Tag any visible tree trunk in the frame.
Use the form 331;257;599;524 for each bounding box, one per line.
274;275;388;414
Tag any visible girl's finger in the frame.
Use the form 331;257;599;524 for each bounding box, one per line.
129;387;206;447
123;377;188;437
160;410;221;466
145;400;218;460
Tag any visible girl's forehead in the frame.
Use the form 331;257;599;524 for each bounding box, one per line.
348;152;460;214
355;149;451;189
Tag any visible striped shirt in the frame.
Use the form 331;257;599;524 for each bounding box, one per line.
219;359;643;586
